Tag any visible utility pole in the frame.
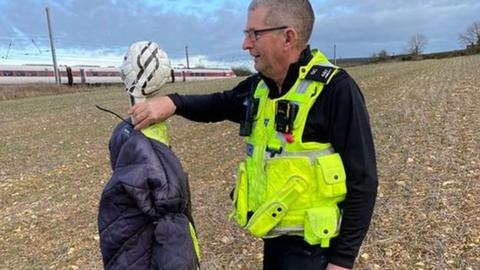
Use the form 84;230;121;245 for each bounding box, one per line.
46;7;60;84
185;45;190;69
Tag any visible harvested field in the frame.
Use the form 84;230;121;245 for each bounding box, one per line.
0;55;479;269
0;84;120;101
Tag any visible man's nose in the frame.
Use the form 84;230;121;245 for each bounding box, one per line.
242;35;253;50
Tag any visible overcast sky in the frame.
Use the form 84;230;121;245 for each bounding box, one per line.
0;0;479;67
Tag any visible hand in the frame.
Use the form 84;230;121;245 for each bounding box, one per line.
326;263;351;270
128;95;176;130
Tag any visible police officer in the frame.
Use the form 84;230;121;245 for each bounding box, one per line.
129;1;377;269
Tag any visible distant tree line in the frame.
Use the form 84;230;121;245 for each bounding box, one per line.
458;21;480;52
231;66;253;76
370;21;480;63
407;34;428;56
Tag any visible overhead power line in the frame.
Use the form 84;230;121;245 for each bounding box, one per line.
31;38;43;54
4;39;12;59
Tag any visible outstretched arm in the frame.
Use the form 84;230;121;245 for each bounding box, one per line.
129;75;258;130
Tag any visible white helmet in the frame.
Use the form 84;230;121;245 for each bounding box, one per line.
120;41;171;105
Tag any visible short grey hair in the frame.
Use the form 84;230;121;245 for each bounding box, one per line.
248;0;315;46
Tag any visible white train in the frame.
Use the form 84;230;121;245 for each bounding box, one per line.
0;65;122;85
172;68;236;82
0;65;236;85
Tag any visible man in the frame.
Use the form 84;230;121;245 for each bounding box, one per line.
129;1;377;269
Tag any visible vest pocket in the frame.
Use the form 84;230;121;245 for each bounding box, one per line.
230;162;249;227
303;206;340;248
246;200;288;237
315;153;346;198
265;157;313;208
246;173;308;237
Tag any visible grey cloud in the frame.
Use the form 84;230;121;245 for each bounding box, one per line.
1;0;479;63
312;0;480;56
0;0;249;61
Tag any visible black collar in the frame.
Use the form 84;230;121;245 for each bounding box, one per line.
259;45;312;99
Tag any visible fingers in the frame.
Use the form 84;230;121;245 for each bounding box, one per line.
131;111;146;128
128;102;158;130
128;104;146;126
127;102;142;115
133;117;151;130
127;95;177;130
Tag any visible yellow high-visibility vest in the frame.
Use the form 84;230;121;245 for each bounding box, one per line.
231;50;347;248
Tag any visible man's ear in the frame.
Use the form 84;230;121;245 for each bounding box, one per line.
284;28;299;50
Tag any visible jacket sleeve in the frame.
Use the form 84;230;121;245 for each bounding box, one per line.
324;72;378;269
167;75;258;124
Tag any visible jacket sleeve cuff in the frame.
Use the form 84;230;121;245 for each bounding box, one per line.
329;253;355;269
167;93;183;114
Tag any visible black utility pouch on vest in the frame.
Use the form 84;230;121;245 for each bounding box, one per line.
240;97;259;137
275;100;298;133
240;80;260;137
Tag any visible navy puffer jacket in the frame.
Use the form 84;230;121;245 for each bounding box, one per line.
98;120;199;269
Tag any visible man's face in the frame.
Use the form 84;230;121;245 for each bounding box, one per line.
242;6;286;78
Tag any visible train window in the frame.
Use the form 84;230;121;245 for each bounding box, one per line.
16;71;26;76
108;72;120;77
91;72;98;76
38;71;49;76
27;71;37;76
2;71;14;76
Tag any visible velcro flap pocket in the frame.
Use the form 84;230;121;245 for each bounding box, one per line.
315;153;346;197
246;174;308;238
266;157;313;206
246;201;288;238
304;207;339;248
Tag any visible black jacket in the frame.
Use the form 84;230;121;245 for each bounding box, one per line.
98;120;198;270
168;47;377;269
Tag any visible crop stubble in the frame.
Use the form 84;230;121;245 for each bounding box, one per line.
0;55;479;269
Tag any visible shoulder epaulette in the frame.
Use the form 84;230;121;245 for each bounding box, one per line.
304;65;338;84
